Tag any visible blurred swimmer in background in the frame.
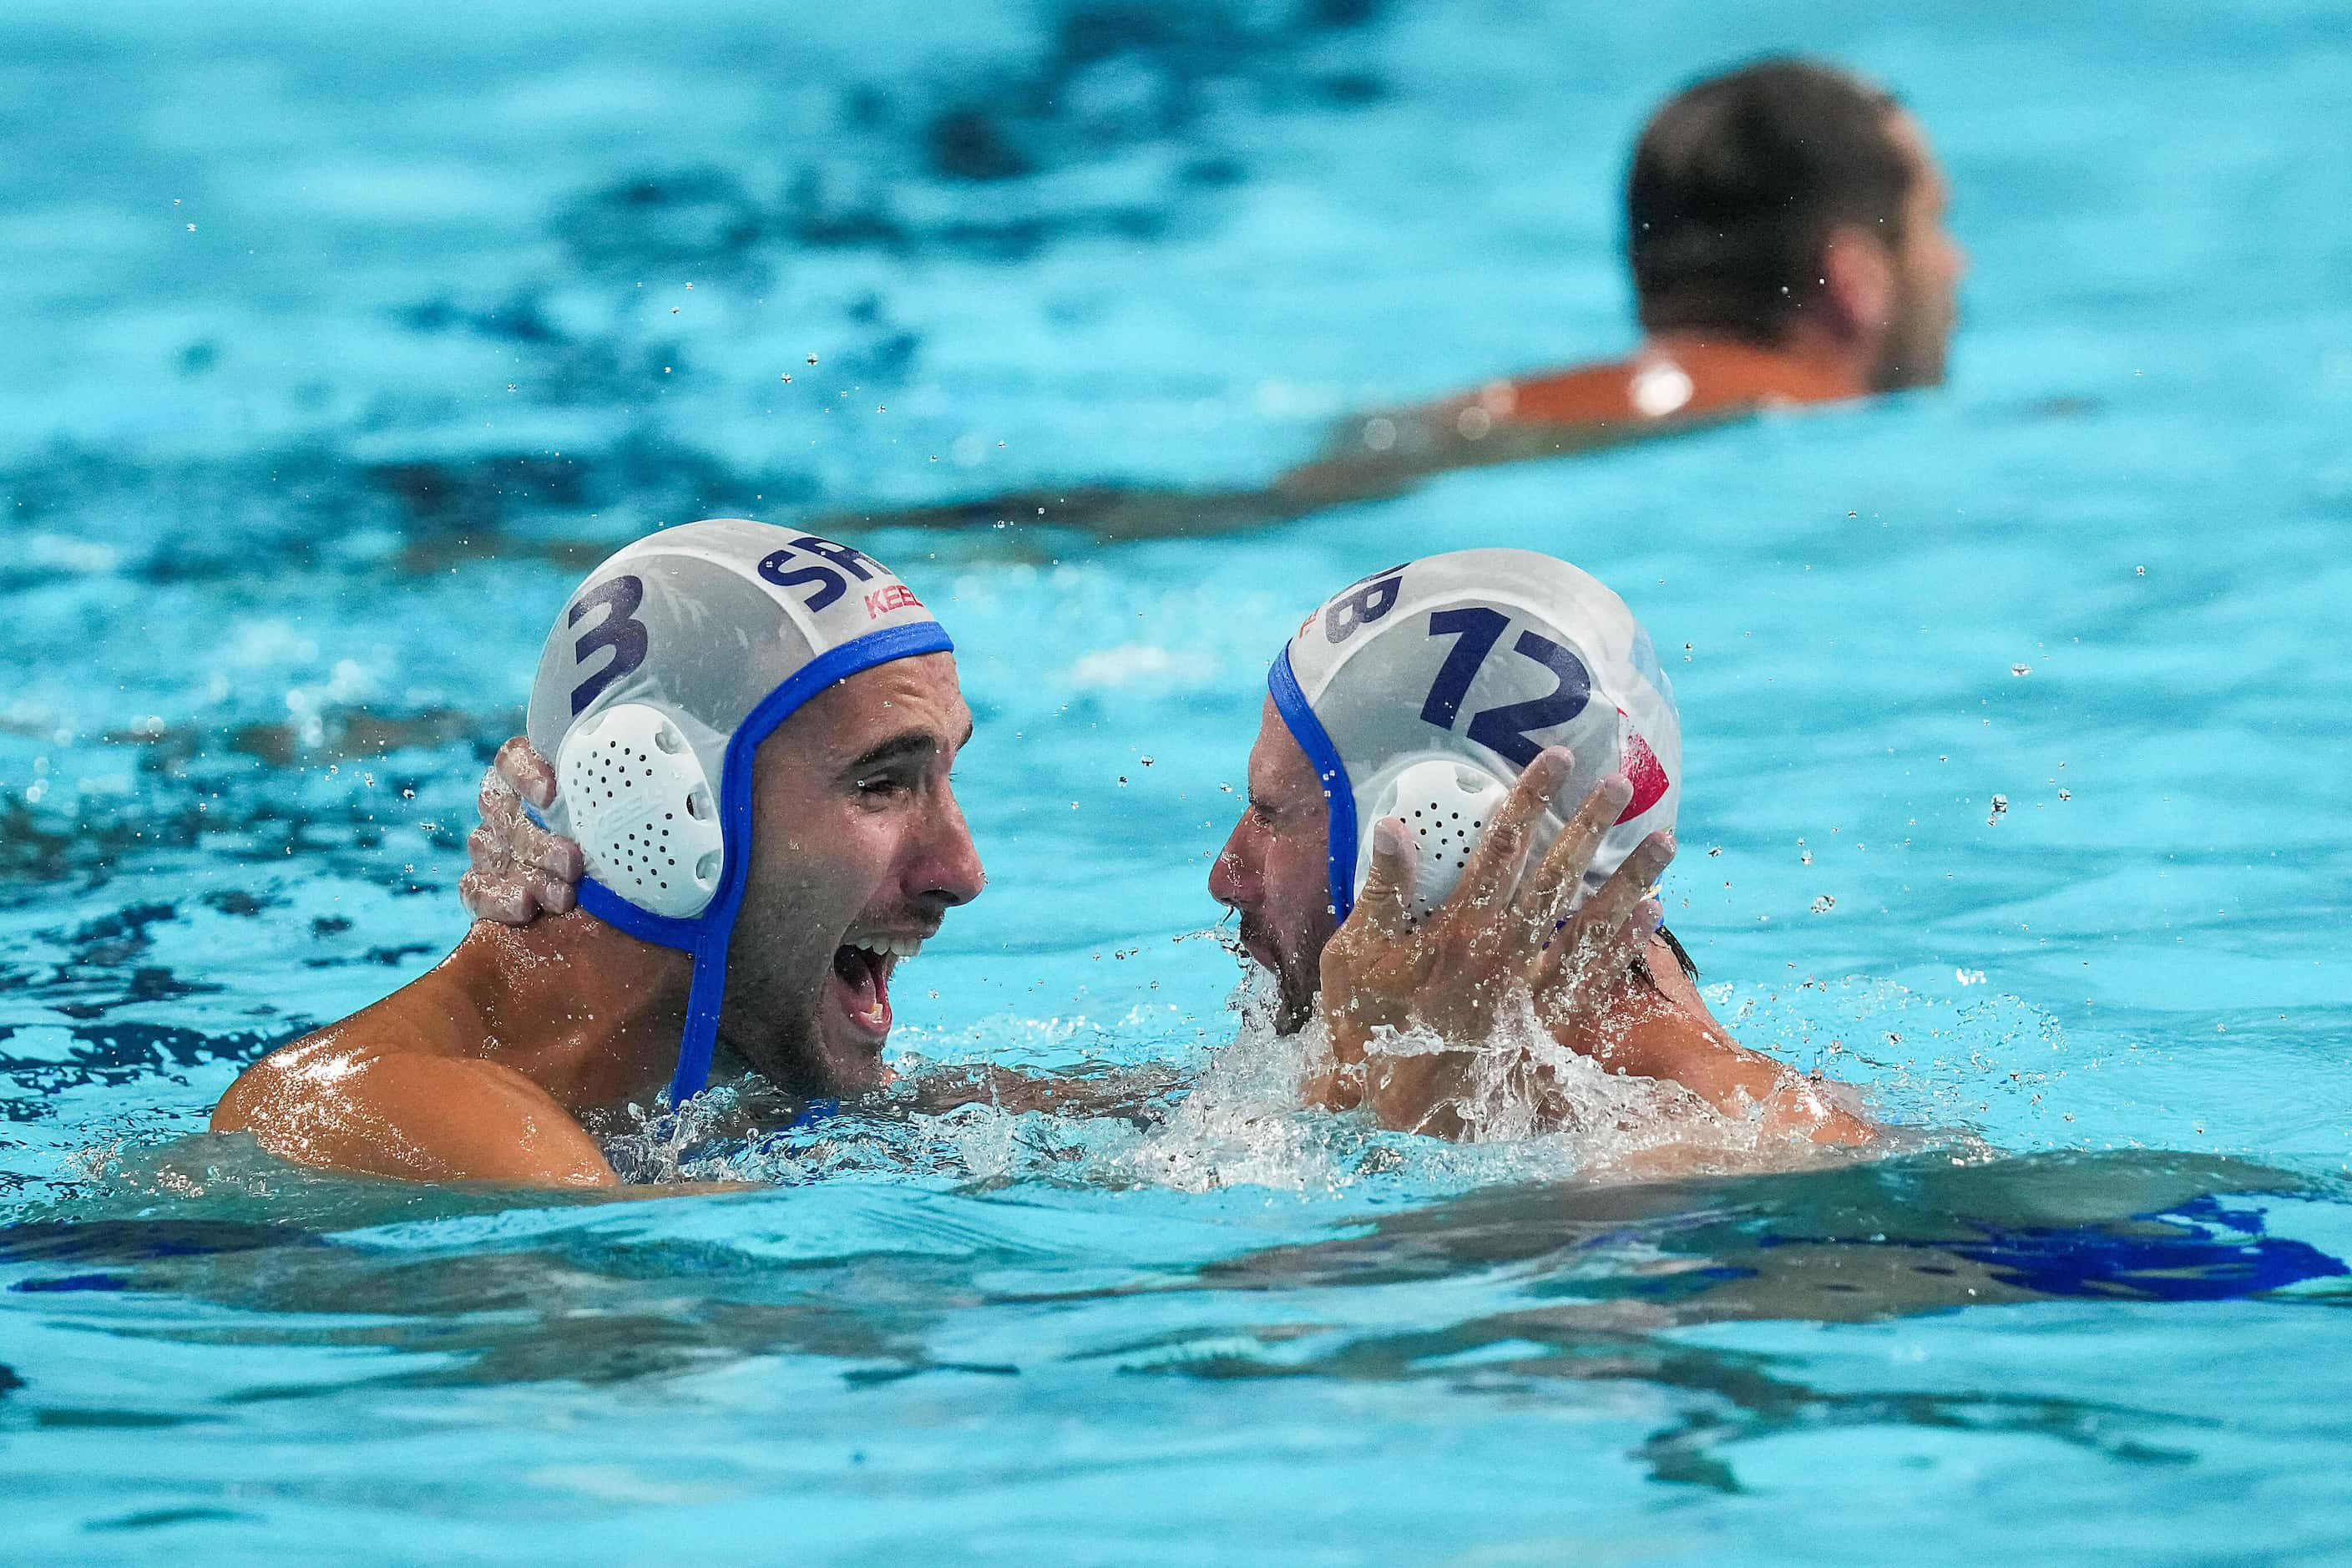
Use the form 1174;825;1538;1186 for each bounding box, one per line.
1273;57;1965;507
466;541;1871;1166
810;55;1965;541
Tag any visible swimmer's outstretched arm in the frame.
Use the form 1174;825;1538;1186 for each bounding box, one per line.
1540;924;1874;1146
771;401;1738;549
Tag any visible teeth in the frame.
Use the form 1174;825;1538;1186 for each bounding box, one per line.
854;935;924;960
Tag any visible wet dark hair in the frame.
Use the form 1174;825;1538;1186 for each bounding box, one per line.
1626;58;1912;346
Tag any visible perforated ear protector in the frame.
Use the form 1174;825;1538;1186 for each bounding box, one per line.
556;704;726;919
1361;756;1555;919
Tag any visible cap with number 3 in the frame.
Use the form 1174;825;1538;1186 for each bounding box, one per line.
524;518;949;1105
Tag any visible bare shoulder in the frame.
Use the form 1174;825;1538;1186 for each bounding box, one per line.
1500;361;1640;425
206;952;614;1186
1625;934;1876;1147
210;967;472;1135
210;1017;388;1136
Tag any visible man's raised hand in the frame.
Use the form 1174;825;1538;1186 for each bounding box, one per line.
1315;746;1667;1132
458;737;586;926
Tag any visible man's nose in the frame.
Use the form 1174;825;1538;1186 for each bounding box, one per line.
915;788;986;908
1207;817;1255;910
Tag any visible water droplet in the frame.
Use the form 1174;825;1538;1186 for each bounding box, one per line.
2011;663;2032;677
1987;794;2009;825
807;353;819;365
1810;894;1835;914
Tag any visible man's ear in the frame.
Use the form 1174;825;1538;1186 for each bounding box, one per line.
1819;224;1897;342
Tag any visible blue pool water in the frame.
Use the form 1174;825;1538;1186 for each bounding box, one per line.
6;0;2352;1559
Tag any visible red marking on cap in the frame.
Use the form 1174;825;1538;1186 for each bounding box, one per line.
1617;728;1668;823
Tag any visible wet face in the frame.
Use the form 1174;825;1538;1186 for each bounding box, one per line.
1207;698;1339;1034
1871;110;1966;392
718;652;984;1095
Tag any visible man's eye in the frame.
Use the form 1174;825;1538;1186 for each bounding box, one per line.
857;776;909;798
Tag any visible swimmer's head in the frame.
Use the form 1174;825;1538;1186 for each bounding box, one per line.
1628;58;1964;390
525;519;982;1102
1211;549;1679;1031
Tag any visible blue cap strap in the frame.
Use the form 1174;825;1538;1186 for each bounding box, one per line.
577;879;700;948
1267;645;1357;927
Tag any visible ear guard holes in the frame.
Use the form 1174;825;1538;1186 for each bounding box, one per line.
556;703;727;920
1363;757;1528;919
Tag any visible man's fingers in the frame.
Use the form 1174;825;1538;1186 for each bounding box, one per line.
1351;816;1420;940
468;826;512;876
478;765;525;833
459;868;537;926
1510;771;1633;967
1584;828;1676;940
1535;829;1676;990
1596;894;1662;977
477;762;586;880
511;815;586;881
1453;746;1575;916
494;736;558;810
526;867;578;915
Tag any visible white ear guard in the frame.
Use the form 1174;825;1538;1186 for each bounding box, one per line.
556;703;726;919
1358;756;1561;920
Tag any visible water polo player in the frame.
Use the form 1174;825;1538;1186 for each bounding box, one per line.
212;520;984;1186
1213;548;1869;1142
467;545;1869;1147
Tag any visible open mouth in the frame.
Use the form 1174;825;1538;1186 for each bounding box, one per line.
828;934;923;1043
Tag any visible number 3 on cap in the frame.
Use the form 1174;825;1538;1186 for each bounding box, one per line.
1419;607;1592;767
569;574;650;715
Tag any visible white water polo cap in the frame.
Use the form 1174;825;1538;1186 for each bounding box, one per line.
1267;548;1680;924
524;518;951;1105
